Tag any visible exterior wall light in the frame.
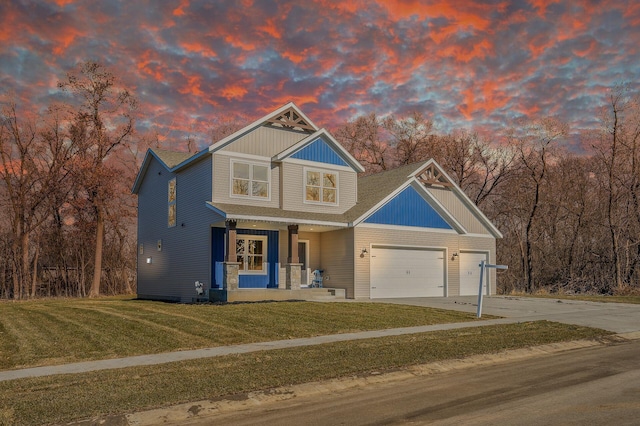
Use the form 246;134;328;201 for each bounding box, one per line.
146;257;152;264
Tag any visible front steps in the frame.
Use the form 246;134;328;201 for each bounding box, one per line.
209;287;346;303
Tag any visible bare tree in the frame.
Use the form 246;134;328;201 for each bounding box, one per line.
335;113;390;174
58;61;137;298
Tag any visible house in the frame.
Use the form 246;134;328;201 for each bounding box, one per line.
132;103;502;302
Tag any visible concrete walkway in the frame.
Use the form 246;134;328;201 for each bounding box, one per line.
2;296;639;382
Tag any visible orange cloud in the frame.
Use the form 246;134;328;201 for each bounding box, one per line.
220;85;248;100
258;18;282;39
180;41;217;58
173;0;189;16
52;26;85;55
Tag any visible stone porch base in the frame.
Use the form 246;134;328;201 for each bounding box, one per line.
209;288;346;303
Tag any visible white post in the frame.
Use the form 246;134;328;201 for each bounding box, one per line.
477;260;486;318
476;261;508;318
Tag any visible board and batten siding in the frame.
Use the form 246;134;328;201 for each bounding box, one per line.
137;155;220;302
427;186;492;235
319;228;355;297
219;126;307;157
353;226;496;299
281;161;357;214
212;152;281;208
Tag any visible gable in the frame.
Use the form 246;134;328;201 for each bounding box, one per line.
290;138;350;167
364;186;452;229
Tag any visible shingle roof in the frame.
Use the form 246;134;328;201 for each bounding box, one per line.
209;161;429;225
152;149;196;169
343;162;428;222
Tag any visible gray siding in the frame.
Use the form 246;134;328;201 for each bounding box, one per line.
319;228;355;297
212;152;281;208
353;226;496;298
427;187;491;235
281;162;357;214
219;126;307;157
137;154;221;302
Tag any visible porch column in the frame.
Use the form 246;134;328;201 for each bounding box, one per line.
285;224;302;290
223;220;240;291
225;220;237;262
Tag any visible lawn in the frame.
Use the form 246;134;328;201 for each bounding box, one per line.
0;296;484;370
0;321;611;426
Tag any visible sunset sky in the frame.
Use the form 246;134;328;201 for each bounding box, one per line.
1;0;639;149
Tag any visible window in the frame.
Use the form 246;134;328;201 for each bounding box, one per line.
168;178;176;227
305;169;337;204
231;161;269;199
235;236;267;274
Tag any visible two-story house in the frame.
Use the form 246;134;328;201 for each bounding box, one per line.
132;103;502;302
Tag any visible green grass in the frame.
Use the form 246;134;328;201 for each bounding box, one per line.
514;294;640;304
0;321;611;426
0;297;486;370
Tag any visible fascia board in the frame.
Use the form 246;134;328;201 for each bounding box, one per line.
131;149;172;194
350;181;411;226
171;149;210;172
209;102;318;153
273;128;366;173
409;179;468;234
419;160;503;239
205;202;228;218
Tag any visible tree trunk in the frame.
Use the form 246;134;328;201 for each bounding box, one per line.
30;243;39;297
89;207;104;298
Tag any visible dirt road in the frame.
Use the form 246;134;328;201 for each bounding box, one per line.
182;338;640;425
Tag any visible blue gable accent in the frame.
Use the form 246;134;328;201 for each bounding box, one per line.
291;138;349;167
364;186;452;229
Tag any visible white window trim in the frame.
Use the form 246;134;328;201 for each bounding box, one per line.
303;167;339;206
229;159;271;201
235;235;268;275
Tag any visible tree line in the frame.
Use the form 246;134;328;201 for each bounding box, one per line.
333;87;640;295
1;61;638;299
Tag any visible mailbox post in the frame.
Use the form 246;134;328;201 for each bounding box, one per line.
477;260;508;318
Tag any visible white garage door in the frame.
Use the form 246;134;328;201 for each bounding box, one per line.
459;252;489;296
370;246;445;298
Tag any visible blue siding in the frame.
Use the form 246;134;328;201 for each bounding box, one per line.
364;186;452;229
136;153;218;302
211;228;279;289
291;138;349;167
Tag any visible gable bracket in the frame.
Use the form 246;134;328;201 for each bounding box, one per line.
415;163;453;188
265;106;315;132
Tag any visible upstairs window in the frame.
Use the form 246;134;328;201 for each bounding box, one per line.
231;160;270;199
305;168;337;205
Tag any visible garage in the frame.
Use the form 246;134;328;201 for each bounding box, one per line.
370;246;446;298
459;251;489;296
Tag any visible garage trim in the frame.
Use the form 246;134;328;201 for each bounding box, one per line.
369;244;448;298
459;250;490;296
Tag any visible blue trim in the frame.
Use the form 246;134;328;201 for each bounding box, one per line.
211;228;226;289
291;138;349;167
364;186;452;229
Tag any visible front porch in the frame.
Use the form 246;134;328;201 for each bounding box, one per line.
209;287;346;302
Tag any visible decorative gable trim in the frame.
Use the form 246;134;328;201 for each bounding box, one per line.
415;163;453;187
209;102;319;153
265;106;316;132
273;129;366;173
409;159;503;239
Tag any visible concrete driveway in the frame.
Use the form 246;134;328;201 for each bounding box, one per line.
371;295;640;333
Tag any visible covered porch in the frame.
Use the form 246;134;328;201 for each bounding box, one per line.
207;217;347;302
